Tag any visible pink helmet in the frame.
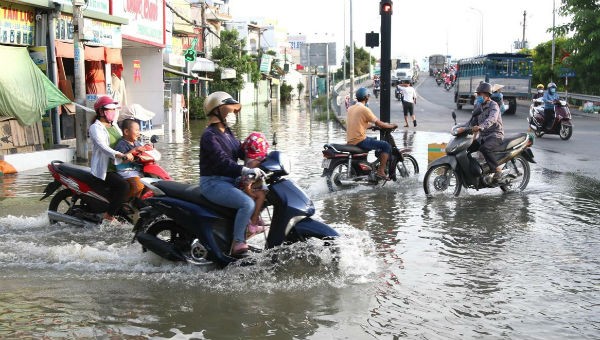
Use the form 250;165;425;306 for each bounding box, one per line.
94;96;119;122
242;132;269;160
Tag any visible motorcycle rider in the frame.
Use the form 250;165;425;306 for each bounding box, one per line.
373;76;381;98
199;91;265;256
533;84;545;99
459;82;505;181
89;96;133;222
490;84;505;114
346;87;398;180
542;82;560;130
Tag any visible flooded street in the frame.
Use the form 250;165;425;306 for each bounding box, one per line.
1;101;599;339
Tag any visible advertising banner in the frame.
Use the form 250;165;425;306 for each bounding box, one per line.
0;2;36;46
55;13;122;48
112;0;165;47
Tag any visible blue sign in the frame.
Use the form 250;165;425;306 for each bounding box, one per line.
560;67;575;77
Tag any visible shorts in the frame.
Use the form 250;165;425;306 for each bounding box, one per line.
402;101;414;116
356;136;392;155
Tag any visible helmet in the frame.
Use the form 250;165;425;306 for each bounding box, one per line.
355;87;369;101
475;82;492;95
547;82;557;89
203;91;240;115
241;132;269;160
94;95;118;112
536;84;544;90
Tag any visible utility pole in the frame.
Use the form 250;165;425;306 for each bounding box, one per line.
73;0;87;161
349;0;355;99
380;0;392;135
522;10;527;46
551;0;556;80
201;2;208;97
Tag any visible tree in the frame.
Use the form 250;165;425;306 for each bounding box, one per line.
210;30;260;97
530;37;570;89
554;0;600;94
333;44;376;80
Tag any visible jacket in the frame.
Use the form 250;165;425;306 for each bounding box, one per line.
89;120;120;180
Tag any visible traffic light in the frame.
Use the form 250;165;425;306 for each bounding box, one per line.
380;0;393;15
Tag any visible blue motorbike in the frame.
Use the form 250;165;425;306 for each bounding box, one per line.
133;150;339;268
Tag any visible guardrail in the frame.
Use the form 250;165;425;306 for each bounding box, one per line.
331;74;371;115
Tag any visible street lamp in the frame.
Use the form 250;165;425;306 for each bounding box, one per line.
469;7;483;55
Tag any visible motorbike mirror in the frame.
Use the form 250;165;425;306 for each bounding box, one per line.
272;132;277;148
150;135;159;144
451;111;457;124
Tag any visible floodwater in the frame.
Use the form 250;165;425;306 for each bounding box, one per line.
0;101;599;339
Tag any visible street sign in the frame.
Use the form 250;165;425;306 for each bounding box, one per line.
560;67;575;77
299;43;336;66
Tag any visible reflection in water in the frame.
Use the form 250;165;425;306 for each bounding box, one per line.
0;101;599;339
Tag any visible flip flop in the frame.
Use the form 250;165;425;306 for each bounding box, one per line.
403;124;409;127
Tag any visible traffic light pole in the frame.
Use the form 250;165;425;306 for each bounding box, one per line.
380;1;392;139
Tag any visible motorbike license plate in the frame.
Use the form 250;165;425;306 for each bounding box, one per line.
321;159;331;168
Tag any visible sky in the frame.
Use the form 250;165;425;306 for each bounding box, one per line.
227;0;569;67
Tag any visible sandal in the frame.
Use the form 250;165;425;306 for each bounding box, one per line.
403;124;409;128
246;223;265;239
375;173;390;181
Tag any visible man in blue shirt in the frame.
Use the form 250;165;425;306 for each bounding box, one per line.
542;82;560;130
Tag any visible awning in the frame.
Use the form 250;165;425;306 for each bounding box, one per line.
163;66;196;79
191;58;215;72
55;41;122;63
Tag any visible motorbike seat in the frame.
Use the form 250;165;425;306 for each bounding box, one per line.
498;133;528;151
56;162;105;188
154;181;237;218
325;143;369;155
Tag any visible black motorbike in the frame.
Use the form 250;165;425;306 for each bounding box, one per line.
321;127;419;191
394;86;403;101
133;150;339;268
423;112;536;197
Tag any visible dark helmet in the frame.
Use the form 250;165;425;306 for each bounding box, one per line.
547;82;557;89
355;87;369;101
475;82;492;95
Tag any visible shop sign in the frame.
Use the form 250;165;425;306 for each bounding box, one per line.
112;0;164;47
55;14;122;48
167;53;185;68
0;2;36;46
28;46;48;74
53;0;110;14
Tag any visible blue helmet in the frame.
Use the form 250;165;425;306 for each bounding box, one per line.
355;87;369;101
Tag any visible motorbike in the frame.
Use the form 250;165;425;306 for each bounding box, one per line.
41;135;171;227
133;150;339;268
373;80;381;99
423;112;536;197
528;98;573;140
435;71;444;86
395;86;403;101
321;127;419;191
443;74;455;91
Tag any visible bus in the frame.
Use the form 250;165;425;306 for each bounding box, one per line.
454;53;533;115
428;54;446;76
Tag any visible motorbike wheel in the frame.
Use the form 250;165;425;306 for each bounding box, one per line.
559;124;573;140
326;162;355;192
397;154;419;178
500;155;531;192
534;130;544;138
48;189;75;224
423;164;462;197
145;219;193;260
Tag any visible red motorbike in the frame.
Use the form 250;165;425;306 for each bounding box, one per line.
41;136;171;226
528;98;573;140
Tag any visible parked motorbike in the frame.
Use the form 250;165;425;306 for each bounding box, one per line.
41;135;171;227
321;127;419;191
528;98;573;140
423;112;536;197
133;150;339;268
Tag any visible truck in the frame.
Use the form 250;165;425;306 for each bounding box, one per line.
428;54;446;76
390;57;418;86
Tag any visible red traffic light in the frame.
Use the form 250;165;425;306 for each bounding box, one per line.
380;1;393;15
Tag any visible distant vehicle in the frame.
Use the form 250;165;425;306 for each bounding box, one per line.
391;57;417;86
454;53;533;115
428;54;446;76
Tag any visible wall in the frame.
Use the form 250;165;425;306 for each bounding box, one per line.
121;48;165;126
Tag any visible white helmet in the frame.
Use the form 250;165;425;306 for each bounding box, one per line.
203;91;240;115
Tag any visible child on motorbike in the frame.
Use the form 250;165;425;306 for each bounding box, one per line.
239;132;270;238
114;119;146;199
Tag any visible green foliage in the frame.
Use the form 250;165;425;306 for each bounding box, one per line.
553;0;600;95
188;95;205;120
333;44;375;80
531;37;570;90
297;82;304;98
280;82;293;102
210;30;260;96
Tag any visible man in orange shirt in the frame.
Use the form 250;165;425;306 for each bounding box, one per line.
346;87;398;180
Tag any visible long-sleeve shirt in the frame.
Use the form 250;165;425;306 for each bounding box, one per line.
542;90;560;110
469;100;504;142
200;125;245;178
88;120;121;180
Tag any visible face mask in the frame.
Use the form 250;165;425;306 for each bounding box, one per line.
225;112;237;127
538;90;544;94
103;109;116;123
476;96;484;104
549;88;556;94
